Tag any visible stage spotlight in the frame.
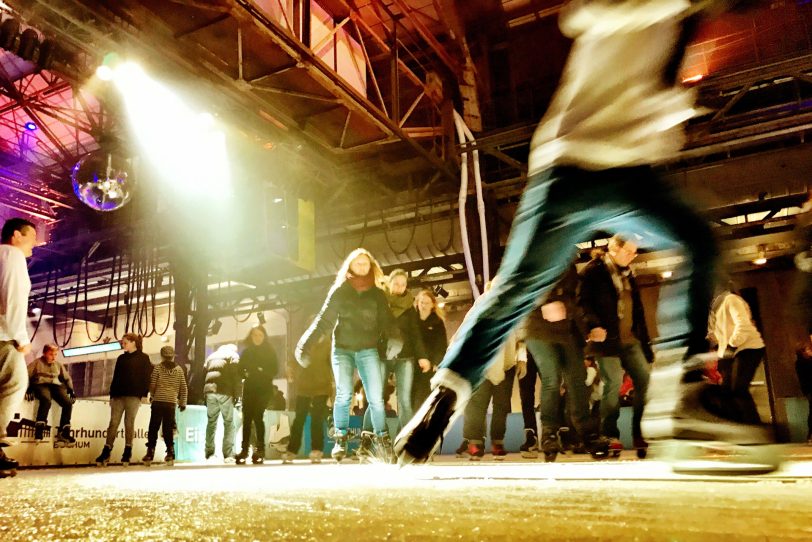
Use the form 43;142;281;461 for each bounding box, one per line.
752;245;768;266
257;312;266;325
24;121;36;131
112;61;231;198
433;285;449;298
96;64;114;81
660;270;673;279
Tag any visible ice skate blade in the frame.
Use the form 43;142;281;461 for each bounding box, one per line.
662;441;783;476
642;416;773;445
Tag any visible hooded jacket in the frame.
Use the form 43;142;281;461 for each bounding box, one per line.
204;344;241;398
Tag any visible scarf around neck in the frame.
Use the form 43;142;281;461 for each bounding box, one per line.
347;271;375;292
603;253;632;319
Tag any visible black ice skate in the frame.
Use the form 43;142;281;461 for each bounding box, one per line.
54;425;76;447
0;454;17;478
455;439;470;458
95;445;112;467
251;449;264;464
331;434;348;463
142;447;155;467
356;431;374;463
235;449;249;465
34;421;45;441
642;353;783;474
584;434;610;460
394;386;458;466
164;447;175;467
121;446;132;466
540;431;560;463
520;429;539;459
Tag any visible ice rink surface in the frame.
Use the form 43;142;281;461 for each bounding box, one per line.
2;448;812;541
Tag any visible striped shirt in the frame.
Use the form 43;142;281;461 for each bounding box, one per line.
149;363;188;408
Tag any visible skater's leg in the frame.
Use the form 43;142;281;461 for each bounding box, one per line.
220;396;235;459
362;359;388;432
104;398;125;448
356;348;387;436
529;339;563;436
161;404;175;452
620;343;651;440
490;367;516;442
462;383;493;443
287;395;311;455
728;348;764;425
32;385;53;423
0;342;27;443
252;396;266;455
146;405;161;450
204;393;220;457
598;356;623;439
331;349;355;436
433;167;603;405
310;395;329;452
122;397;141;447
558;340;598;440
519;355;539;433
51;385;73;428
394;358;415;428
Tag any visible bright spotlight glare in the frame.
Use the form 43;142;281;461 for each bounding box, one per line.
660;271;673;279
752;257;767;266
96;65;115;81
113;62;231;198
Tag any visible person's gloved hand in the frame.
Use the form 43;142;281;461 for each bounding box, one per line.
179;405;186;412
386;338;403;360
25;391;34;401
68;389;76;404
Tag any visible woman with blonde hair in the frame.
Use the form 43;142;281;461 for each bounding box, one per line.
296;248;401;462
412;289;448;408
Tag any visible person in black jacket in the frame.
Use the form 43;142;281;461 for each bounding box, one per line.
236;326;278;465
578;235;652;455
413;289;448;409
527;265;609;461
95;333;153;466
796;339;812;444
296;248;401;462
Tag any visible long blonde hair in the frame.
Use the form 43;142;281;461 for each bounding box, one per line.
333;248;385;290
415;288;445;321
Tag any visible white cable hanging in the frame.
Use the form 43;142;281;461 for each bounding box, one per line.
453;110;490;299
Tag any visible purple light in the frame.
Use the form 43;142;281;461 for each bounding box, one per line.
24;122;37;131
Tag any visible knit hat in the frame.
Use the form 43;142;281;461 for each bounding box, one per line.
160;346;175;360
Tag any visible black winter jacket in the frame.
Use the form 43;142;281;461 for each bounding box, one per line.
298;282;400;357
109;351;153;398
578;258;653;362
240;343;278;399
416;311;448;366
525;265;586;345
797;352;812;397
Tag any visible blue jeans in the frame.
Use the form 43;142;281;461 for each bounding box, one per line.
527;338;596;439
363;358;414;431
599;342;651;440
205;393;235;458
433;166;716;403
333;348;387;436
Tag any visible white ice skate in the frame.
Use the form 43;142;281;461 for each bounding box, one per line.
643;350;784;475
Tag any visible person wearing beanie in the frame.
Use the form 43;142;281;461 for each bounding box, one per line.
142;345;187;466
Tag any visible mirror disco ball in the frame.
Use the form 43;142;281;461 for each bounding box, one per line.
71;150;134;212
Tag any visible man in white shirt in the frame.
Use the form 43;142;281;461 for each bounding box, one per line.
0;218;36;474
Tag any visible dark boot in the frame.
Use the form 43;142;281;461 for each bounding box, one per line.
34;421;45;441
121;446;132;466
585;434;611;460
235;449;249;465
394;386;458;465
520;429;539;459
252;449;264;464
95;446;112;466
55;425;76;445
164;446;175;466
142;447;155;466
541;430;560;463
